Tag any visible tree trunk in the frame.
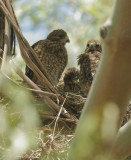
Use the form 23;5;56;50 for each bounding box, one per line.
68;0;131;159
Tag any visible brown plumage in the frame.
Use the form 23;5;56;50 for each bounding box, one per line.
85;40;102;77
57;67;80;94
78;40;102;96
25;29;70;87
78;53;93;96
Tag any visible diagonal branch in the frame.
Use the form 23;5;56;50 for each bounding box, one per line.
0;0;78;125
69;0;131;159
4;0;52;85
110;120;131;160
11;61;78;123
40;114;77;124
0;0;58;94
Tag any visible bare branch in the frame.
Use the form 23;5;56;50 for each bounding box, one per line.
4;0;52;84
40;114;77;124
11;61;78;122
110;120;131;160
69;0;131;159
0;0;58;94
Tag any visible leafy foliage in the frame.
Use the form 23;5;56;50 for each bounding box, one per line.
0;73;41;159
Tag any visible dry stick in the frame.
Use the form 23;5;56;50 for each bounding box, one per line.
12;69;78;121
24;87;68;105
52;96;68;143
0;1;57;94
0;1;63;109
0;1;78;122
26;86;72;106
1;16;9;71
5;0;20;28
18;30;56;93
13;47;78;120
4;0;52;85
2;57;76;123
27;88;62;100
17;36;56;93
40;114;77;124
12;62;77;122
12;31;74;113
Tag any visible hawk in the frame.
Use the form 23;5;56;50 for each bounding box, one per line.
78;40;102;96
25;29;70;87
57;67;80;94
85;40;102;77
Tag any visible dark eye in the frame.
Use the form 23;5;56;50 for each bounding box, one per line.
68;76;71;80
96;44;99;48
59;34;64;38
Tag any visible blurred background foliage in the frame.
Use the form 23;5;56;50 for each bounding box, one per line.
0;74;40;159
13;0;113;68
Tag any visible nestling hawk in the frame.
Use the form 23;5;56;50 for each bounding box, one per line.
78;40;102;97
85;40;102;77
25;29;70;87
57;67;80;94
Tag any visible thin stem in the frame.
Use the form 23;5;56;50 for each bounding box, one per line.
40;114;77;124
0;0;57;93
11;61;77;122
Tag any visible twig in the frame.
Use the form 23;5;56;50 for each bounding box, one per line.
11;61;77;122
0;0;58;94
0;1;78;123
52;96;68;142
17;36;57;93
25;88;61;100
5;0;20;28
0;0;54;86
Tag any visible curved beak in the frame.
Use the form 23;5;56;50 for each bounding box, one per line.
89;43;95;53
73;79;79;84
65;36;70;43
90;43;94;48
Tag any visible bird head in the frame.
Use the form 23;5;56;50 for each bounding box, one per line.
77;53;90;66
64;67;80;86
47;29;70;44
85;40;102;53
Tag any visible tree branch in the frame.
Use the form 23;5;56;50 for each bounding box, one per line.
68;0;131;159
40;114;77;124
0;0;58;94
11;61;78;123
4;0;53;85
110;120;131;160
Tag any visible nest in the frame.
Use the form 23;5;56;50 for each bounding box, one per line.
0;1;85;131
0;0;130;133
